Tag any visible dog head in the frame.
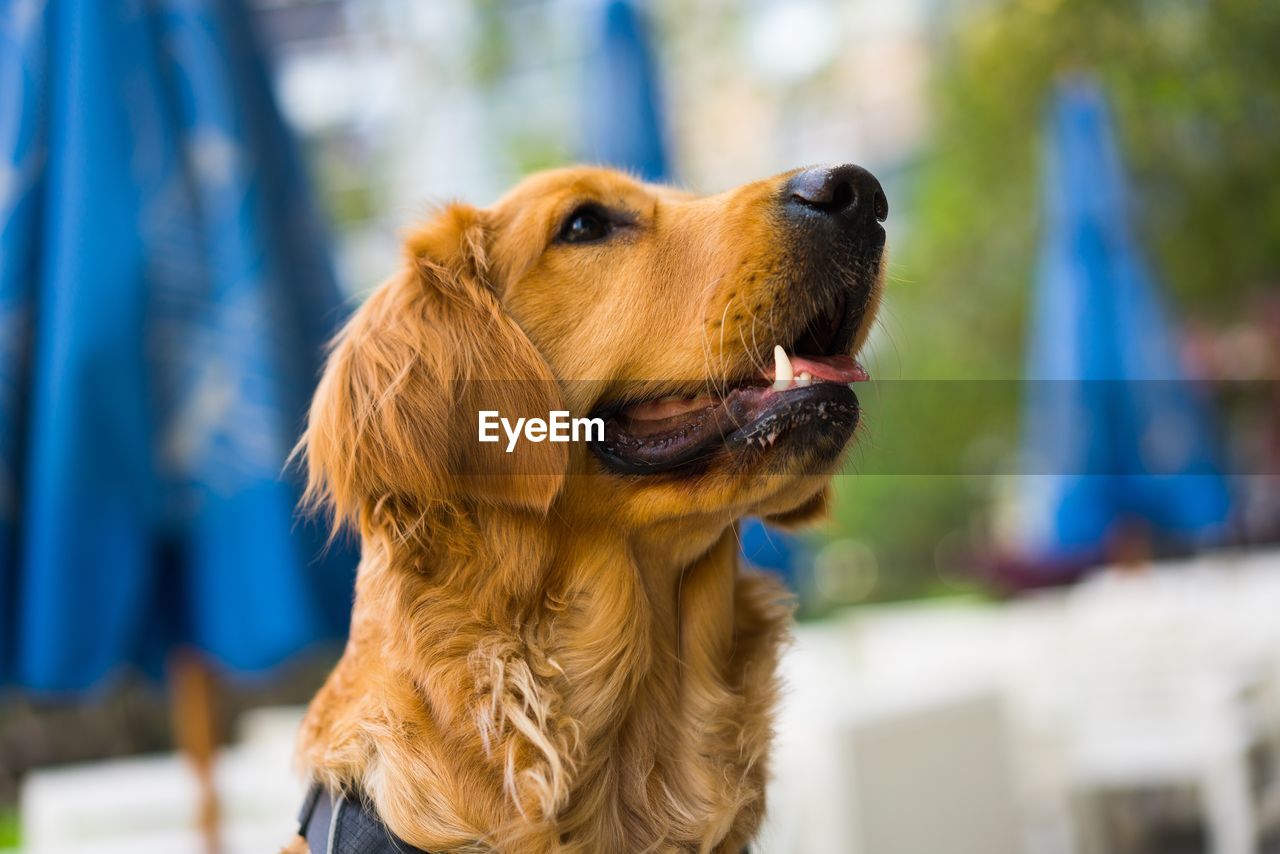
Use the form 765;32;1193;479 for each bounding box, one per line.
303;164;887;537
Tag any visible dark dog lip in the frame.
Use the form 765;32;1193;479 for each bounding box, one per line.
723;382;859;450
587;268;875;476
589;379;861;476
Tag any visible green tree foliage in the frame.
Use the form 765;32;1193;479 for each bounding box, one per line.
911;0;1280;346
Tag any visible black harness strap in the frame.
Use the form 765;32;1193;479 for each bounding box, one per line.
297;783;751;853
297;783;430;854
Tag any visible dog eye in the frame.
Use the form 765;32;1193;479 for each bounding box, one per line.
557;206;613;244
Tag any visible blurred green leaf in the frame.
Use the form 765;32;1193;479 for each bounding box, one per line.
0;807;18;849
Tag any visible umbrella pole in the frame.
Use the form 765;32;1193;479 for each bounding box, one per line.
170;651;223;854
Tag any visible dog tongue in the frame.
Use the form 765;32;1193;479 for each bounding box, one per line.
623;395;716;423
788;354;870;383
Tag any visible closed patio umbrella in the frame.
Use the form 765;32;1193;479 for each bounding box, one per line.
1015;76;1233;578
0;0;355;692
583;0;671;181
2;4;357;843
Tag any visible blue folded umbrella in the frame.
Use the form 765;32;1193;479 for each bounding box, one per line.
0;0;355;692
583;0;671;182
1017;77;1233;573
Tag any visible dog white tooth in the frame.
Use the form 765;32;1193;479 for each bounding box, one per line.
773;345;793;390
796;371;812;388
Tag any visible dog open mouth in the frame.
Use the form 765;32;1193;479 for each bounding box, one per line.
590;296;869;475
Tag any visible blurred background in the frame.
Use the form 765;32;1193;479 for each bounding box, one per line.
2;0;1279;851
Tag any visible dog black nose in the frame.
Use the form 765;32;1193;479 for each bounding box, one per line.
785;164;888;230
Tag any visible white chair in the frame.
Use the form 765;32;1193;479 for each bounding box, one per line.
1056;569;1267;854
760;623;1022;854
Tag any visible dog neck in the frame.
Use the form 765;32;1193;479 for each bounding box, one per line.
296;501;791;853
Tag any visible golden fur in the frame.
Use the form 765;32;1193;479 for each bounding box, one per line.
289;166;884;853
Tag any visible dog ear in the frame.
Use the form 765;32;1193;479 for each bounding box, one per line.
301;203;567;534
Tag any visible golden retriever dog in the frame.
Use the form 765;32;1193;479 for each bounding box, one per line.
287;163;888;853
